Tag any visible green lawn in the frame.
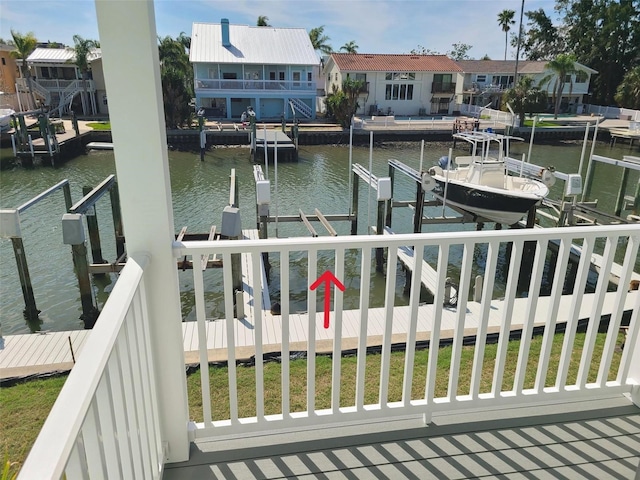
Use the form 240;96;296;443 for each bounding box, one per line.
86;122;111;130
0;331;624;472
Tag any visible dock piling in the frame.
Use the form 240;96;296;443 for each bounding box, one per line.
11;237;40;323
83;186;106;267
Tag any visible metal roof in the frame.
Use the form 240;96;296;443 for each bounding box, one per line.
190;23;319;65
329;53;463;72
27;47;101;64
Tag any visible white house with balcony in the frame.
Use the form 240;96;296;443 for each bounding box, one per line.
16;3;640;478
16;47;106;116
323;53;465;117
190;19;319;121
457;60;597;113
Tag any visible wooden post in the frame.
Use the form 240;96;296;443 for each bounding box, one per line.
582;156;596;202
633;179;640;215
526;205;537;229
614;167;630;217
413;180;425;233
109;183;125;258
198;114;205;161
82;186;106;266
11;237;40;323
386;165;394;228
376;200;385;273
71;241;99;328
351;173;359;235
62;183;73;212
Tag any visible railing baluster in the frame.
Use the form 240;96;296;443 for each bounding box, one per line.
618;285;640;384
601;235;639;386
379;246;398;407
514;239;548;393
192;254;213;426
556;235;595;389
95;372;121;479
106;343;134;478
470;240;499;398
64;438;86;480
331;247;345;413
535;237;572;392
448;241;473;399
307;248;318;414
425;244;450;404
356;247;372;409
252;251;265;420
281;251;291;418
402;242;423;405
82;402;107;480
492;240;524;396
222;252;239;423
116;328;145;479
577;236;618;387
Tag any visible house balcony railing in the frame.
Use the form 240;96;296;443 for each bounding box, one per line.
18;224;640;478
195;78;315;92
431;82;456;94
17;78;96;93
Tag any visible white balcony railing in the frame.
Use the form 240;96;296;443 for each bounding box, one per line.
19;225;640;477
17;78;96;93
176;224;640;439
19;254;165;480
195;78;315;92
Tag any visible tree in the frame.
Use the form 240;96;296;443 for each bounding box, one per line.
447;43;472;60
257;16;270;26
539;53;579;119
340;41;358;54
497;9;516;60
158;35;193;128
410;45;440;55
177;31;191;52
70;35;100;115
325;78;367;128
557;0;640;105
516;8;563;60
309;26;332;55
615;65;640;109
502;75;547;126
10;30;37;109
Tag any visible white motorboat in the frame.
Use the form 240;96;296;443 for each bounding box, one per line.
0;107;15;132
424;131;550;225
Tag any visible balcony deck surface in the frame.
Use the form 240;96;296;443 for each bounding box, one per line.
164;395;640;479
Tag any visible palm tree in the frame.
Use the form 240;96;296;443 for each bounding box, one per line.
10;30;37;109
177;31;191;52
309;26;332;55
158;35;193;128
615;66;640;110
497;9;515;61
539;53;579;119
257;16;270;26
502;75;547;126
340;41;358;54
70;35;100;115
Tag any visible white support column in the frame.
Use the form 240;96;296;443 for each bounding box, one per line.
95;0;189;463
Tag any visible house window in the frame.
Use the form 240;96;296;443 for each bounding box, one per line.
270;72;276;81
476;74;486;82
307;72;312;82
385;72;415;81
335;73;338;81
1;58;5;66
40;67;50;79
564;75;571;83
222;72;237;79
576;71;588;83
102;94;108;106
279;71;285;81
355;73;366;82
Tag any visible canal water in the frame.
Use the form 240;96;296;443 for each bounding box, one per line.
0;139;638;335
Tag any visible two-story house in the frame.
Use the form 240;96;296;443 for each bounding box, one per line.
190;19;319;121
323;53;465;117
16;47;106;116
0;44;20;110
457;60;597;114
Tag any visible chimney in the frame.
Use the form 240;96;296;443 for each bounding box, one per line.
221;18;230;47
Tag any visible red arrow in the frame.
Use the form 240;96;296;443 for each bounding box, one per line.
309;271;346;328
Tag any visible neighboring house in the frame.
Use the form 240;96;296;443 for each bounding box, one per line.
323;53;464;116
16;47;106;116
190;19;320;120
457;60;597;113
0;44;20;109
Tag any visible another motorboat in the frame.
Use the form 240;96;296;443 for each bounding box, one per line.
424;131;550;225
0;107;15;133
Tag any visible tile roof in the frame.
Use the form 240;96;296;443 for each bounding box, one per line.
330;53;463;72
27;47;101;63
190;23;319;65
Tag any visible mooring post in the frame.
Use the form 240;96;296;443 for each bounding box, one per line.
109;183;125;258
526;206;537;228
62;183;73;212
614;167;630;217
633;179;640;215
11;237;40;322
221;206;243;294
386;165;395;228
198;113;205;161
62;213;99;328
413;181;425;233
351;173;359;235
582;155;596;202
71;110;80;136
376;200;385;273
83;186;106;266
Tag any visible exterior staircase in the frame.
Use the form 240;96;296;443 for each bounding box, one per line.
288;98;313;119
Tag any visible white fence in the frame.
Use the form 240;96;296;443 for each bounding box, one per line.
585;104;640;121
18;255;165;480
176;224;640;439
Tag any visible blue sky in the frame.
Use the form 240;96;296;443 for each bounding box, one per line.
0;0;558;60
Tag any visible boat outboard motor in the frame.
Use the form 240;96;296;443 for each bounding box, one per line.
438;155;453;170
